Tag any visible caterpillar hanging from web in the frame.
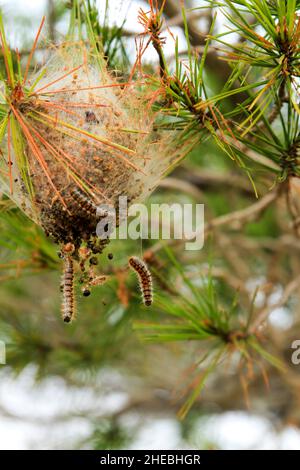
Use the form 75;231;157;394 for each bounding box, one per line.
61;243;75;323
128;256;153;306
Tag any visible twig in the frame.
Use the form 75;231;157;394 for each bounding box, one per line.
150;188;278;254
159;176;204;200
173;166;255;196
164;11;210;29
206;189;278;231
250;275;300;333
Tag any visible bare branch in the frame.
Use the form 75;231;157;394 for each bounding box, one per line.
250;275;300;333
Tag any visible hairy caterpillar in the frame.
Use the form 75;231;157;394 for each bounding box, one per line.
71;188;108;219
128;256;153;306
62;255;75;323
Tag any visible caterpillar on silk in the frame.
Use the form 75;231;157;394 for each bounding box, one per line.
128;256;153;306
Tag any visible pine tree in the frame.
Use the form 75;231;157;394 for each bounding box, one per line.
0;0;299;449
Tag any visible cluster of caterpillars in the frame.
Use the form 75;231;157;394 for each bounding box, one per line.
60;248;153;323
59;189;153;323
60;241;109;323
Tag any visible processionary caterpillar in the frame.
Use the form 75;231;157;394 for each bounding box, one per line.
71;188;108;219
62;255;75;322
128;256;153;306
